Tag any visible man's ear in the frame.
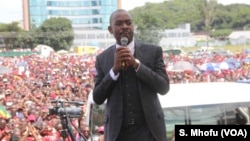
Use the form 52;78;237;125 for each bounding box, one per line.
108;26;113;34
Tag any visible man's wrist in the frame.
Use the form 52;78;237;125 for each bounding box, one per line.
110;69;119;81
133;58;140;70
112;68;119;75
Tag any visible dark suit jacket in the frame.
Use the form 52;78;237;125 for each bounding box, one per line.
93;40;170;141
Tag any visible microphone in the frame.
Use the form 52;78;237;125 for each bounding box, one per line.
120;37;128;70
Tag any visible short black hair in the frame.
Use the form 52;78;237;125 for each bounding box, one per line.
109;9;130;25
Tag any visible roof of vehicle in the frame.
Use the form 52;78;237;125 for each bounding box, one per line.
159;82;250;108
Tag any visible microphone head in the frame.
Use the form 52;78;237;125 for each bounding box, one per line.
120;37;128;46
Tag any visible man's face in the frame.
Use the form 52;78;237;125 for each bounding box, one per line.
108;11;134;45
0;119;6;129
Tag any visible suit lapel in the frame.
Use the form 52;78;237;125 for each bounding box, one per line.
133;41;143;94
108;45;116;70
134;41;144;62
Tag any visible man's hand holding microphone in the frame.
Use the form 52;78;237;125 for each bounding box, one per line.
112;37;140;75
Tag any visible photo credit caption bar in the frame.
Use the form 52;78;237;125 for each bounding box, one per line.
175;125;250;141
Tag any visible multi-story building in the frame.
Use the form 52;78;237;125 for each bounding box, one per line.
160;23;196;48
22;0;122;48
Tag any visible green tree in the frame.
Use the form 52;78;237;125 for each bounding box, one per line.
19;30;37;49
210;29;233;40
132;12;163;44
198;0;218;47
35;17;74;51
128;0;250;32
229;4;250;29
198;0;218;31
0;22;23;50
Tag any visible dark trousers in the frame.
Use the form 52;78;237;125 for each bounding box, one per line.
116;123;156;141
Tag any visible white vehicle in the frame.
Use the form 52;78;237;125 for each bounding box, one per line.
86;82;250;140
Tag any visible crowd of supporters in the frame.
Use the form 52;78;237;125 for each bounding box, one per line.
0;47;249;140
0;52;96;141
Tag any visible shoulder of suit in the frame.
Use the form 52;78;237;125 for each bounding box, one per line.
135;40;161;48
97;45;115;58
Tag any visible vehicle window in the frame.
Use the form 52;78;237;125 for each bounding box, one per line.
164;107;187;140
189;104;224;125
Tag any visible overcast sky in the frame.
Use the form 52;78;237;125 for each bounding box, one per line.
0;0;250;23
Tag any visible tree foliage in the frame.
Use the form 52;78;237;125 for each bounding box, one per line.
0;22;23;49
210;29;233;39
0;18;74;51
129;0;250;41
1;1;250;49
198;0;218;31
133;12;163;44
34;17;74;51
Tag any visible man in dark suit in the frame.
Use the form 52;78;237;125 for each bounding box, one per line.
93;9;170;141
